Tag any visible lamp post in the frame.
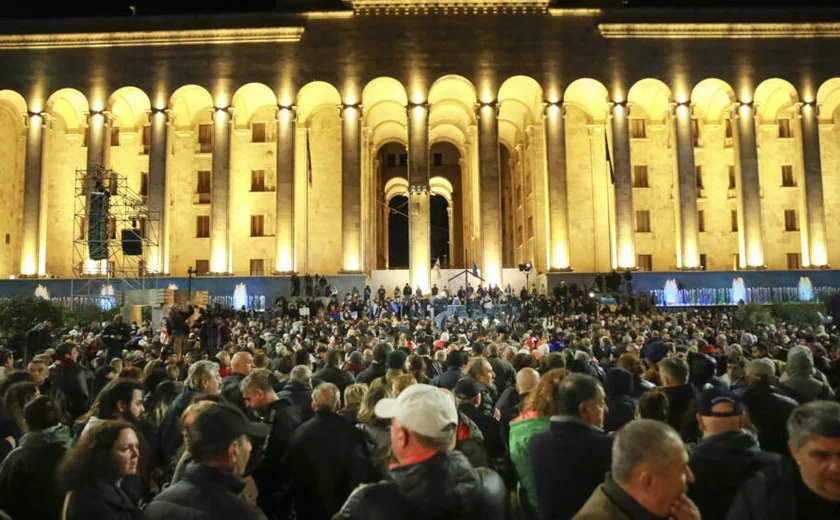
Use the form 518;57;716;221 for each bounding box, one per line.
187;266;196;301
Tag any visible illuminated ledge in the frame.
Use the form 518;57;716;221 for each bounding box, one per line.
599;23;840;39
548;8;602;17
302;11;354;19
351;0;549;6
0;27;305;50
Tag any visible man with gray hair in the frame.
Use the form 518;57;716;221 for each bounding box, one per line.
726;401;840;519
282;383;377;520
158;359;222;462
740;358;799;455
278;364;314;421
336;384;505;519
574;419;700;520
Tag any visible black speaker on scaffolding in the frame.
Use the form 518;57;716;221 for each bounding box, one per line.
88;191;109;261
121;228;143;256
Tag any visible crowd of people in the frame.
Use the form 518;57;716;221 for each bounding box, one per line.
0;283;839;520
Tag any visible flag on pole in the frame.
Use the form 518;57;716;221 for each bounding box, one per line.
306;128;313;187
604;130;615;185
434;257;441;280
472;260;479;277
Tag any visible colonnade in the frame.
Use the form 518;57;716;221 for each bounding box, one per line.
5;75;839;290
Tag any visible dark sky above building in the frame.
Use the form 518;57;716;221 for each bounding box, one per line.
0;0;837;20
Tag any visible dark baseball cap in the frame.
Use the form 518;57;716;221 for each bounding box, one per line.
698;387;743;417
191;403;270;449
453;378;481;400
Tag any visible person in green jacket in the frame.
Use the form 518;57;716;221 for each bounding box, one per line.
509;368;567;518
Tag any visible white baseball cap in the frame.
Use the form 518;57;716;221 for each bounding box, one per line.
375;384;458;438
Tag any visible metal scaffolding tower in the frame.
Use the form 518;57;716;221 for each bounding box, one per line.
72;164;162;297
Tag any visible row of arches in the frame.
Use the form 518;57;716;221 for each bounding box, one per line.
2;74;840;278
6;76;840;137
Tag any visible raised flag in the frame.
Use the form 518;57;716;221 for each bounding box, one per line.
605;130;615;185
472;260;479;277
434;257;442;279
306;127;313;187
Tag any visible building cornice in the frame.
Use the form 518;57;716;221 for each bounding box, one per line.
599;22;840;39
349;0;549;14
0;26;304;50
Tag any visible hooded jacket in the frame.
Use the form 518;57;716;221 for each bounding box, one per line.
335;451;506;520
689;430;781;520
508;412;551;515
0;425;71;520
603;368;638;433
779;349;834;403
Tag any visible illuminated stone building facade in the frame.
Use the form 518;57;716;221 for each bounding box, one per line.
0;0;839;293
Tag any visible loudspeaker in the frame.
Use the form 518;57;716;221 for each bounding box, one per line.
121;229;143;256
88;192;109;261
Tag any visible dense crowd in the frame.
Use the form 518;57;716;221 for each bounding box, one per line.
0;283;839;520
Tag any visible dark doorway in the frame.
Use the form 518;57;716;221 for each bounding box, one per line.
430;194;450;268
388;195;409;268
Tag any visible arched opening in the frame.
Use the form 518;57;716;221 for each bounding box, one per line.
44;88;89;277
296;81;343;275
377;143;408;269
627;78;676;271
430;195;450;268
429;75;476;271
563;78;612;272
691;78;739;271
167;84;214;276
388;195;409;269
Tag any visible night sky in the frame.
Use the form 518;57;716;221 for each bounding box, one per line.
1;0;838;20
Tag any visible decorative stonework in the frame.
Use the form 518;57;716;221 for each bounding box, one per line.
0;27;304;50
599;23;840;39
350;0;549;15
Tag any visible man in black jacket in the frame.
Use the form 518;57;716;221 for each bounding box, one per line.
725;401;840;520
355;343;392;385
167;303;194;356
157;360;221;465
485;342;516;396
335;383;506;520
143;403;270;520
277;365;314;421
431;350;467;390
282;383;377;520
313;348;355;398
740;358;799;455
689;387;781;520
240;372;304;519
528;373;613;520
221;351;254;415
54;343;91;420
660;357;701;443
23;319;53;364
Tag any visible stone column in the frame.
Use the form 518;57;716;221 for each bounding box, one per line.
672;103;700;269
732;103;764;268
86;111;109;169
477;102;503;286
544;103;571;270
20;111;46;276
275;106;296;273
407;102;431;293
797;102;828;266
341;104;362;272
147;109;168;274
610;102;636;268
210;107;232;274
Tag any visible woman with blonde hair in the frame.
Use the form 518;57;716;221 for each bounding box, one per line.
340;383;367;426
391;373;416;397
509;368;566;518
356;385;393;473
